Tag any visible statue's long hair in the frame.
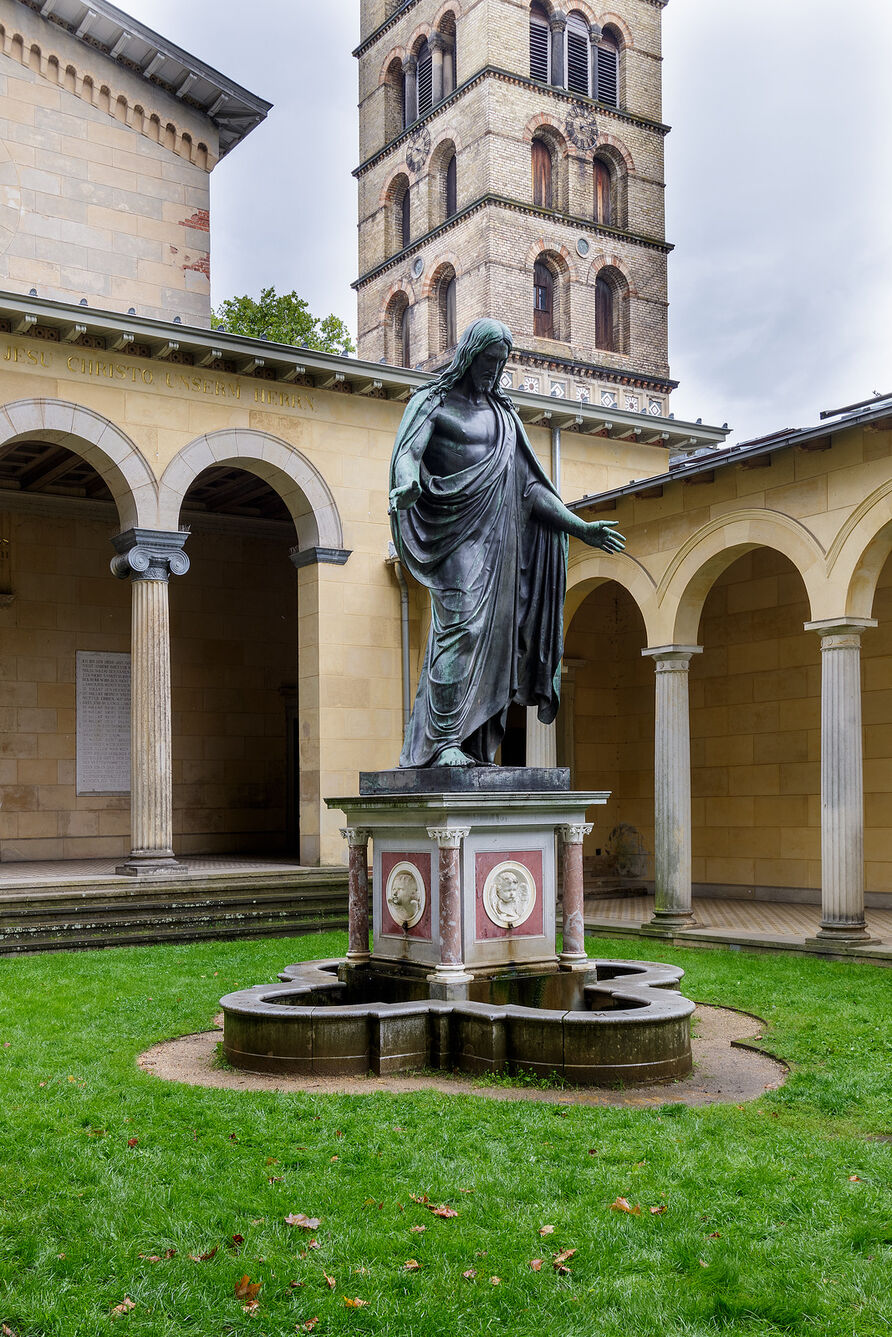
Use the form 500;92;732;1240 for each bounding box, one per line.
431;317;514;405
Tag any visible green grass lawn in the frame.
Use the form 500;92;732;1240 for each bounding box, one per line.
1;934;890;1336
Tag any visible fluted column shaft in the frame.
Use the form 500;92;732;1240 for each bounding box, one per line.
111;529;189;876
559;822;592;966
642;646;701;929
805;618;877;942
341;827;371;962
525;708;557;768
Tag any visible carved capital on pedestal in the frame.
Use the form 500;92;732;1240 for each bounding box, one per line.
110;529;190;583
559;822;593;845
427;825;470;849
402;53;418;73
340;827;371;849
589;22;603;42
429;30;450;53
549;10;568;32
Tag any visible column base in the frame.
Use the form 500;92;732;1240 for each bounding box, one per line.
428;968;473;1002
116;852;182;877
558;952;590;971
808;922;879;946
346;950;372;964
640;911;697;934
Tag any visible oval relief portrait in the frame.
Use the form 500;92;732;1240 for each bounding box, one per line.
483;860;536;929
385;861;426;929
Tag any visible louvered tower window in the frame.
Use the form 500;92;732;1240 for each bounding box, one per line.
400;302;412;367
595;31;619;106
417;40;433;117
529;3;550;82
533;260;554;338
444;276;457;349
566;13;590;96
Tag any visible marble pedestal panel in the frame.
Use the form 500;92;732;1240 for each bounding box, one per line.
328;771;608;994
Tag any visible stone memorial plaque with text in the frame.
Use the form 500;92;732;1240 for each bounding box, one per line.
76;650;131;795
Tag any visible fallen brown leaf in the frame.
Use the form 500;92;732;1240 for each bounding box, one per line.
127;1138;139;1149
323;1273;336;1290
285;1214;322;1230
404;1259;421;1272
462;1269;477;1280
111;1297;136;1317
490;1276;501;1286
529;1259;543;1271
538;1224;555;1237
344;1297;369;1308
409;1193;429;1204
2;1325;17;1336
330;1156;339;1163
299;1320;320;1333
553;1248;577;1268
289;1281;305;1289
235;1276;262;1303
708;1231;721;1240
188;1247;217;1262
266;1157;279;1166
699;1259;708;1268
409;1225;426;1233
609;1197;641;1216
848;1175;862;1183
649;1205;668;1215
243;1300;260;1315
429;1204;458;1219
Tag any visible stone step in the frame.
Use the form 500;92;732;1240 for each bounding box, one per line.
0;870;349;955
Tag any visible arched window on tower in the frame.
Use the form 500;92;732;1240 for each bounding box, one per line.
566;12;590;96
531;138;553;210
593;157;612;226
401;301;412;366
401;188;411;249
416;39;433;117
595;275;614;350
445;152;457;218
533;260;555;338
595;28;620;107
529;3;551;83
443;273;457;350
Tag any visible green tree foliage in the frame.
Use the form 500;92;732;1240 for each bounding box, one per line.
211;286;355;354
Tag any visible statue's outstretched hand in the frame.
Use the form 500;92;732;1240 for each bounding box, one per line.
389;480;422;512
582;519;625;553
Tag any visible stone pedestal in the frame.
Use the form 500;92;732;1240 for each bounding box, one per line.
328;769;608;998
110;529;189;876
805;618;878;944
641;646;701;931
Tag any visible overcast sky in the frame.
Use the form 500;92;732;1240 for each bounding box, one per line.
121;0;892;443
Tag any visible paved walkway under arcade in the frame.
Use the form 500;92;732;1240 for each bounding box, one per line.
584;892;892;964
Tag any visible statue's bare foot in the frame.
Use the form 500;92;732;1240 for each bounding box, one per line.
437;746;475;767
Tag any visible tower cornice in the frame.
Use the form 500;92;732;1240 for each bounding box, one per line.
354;66;669;179
354;195;672;290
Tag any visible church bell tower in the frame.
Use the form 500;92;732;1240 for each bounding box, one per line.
354;0;674;416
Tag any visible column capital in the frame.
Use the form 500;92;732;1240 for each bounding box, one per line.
559;822;593;845
588;22;603;41
340;827;371;848
110;529;190;583
429;30;449;53
549;10;568;32
642;645;702;669
427;825;470;849
402;53;418;73
804;618;877;642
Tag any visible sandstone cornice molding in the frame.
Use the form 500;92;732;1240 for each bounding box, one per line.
509;344;676;394
354;195;672;290
110;528;190;583
354;66;669;179
355;0;422;58
0;17;218;168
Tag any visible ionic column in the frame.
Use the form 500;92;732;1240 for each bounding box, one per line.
642;646;702;930
340;827;371;962
427;825;471;986
805;618;877;942
402;54;418;125
549;11;567;88
110;529;189;876
559;822;592;967
430;32;446;105
526;708;557;769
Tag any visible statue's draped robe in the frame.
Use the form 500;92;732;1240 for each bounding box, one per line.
391;388;567;767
